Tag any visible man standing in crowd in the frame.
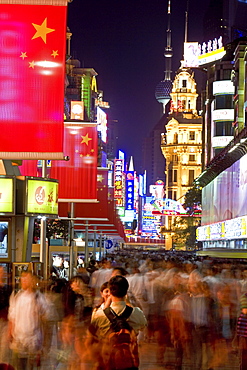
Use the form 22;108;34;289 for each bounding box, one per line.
0;266;11;363
86;275;147;369
8;271;49;369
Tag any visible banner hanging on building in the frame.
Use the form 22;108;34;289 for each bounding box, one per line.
50;123;98;202
0;1;67;159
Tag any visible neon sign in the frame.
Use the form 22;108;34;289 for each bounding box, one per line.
125;171;134;211
114;159;124;200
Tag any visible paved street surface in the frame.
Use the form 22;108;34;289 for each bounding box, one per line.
37;340;240;369
2;336;240;369
139;342;240;370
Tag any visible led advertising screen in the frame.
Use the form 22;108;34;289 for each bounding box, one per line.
0;177;15;215
0;221;9;259
26;178;58;216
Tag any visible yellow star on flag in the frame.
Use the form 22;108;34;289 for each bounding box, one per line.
32;18;55;44
97;174;104;182
51;50;59;58
81;133;92;146
29;61;35;69
20;52;27;60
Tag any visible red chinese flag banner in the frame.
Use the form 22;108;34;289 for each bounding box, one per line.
58;167;107;218
0;0;67;159
50;123;98;202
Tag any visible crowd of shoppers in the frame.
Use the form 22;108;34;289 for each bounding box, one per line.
1;251;247;369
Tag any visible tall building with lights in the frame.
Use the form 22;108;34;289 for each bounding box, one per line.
161;67;203;203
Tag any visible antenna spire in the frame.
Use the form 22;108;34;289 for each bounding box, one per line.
164;0;173;80
184;0;189;43
155;0;173;110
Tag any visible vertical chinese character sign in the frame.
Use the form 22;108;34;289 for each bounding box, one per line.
0;0;67;159
125;171;134;211
114;159;124;206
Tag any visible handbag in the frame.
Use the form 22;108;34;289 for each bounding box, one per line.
236;312;247;337
142;276;148;302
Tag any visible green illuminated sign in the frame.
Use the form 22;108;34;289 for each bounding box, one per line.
27;179;58;215
0;178;14;214
117;207;125;217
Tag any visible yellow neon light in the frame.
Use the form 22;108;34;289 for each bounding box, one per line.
91;76;97;92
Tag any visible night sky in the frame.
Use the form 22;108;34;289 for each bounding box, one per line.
67;0;210;171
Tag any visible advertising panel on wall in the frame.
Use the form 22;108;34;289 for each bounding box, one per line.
0;221;9;259
16;177;58;216
213;80;235;95
197;216;247;241
212;109;234;121
26;178;58;216
0;177;15;215
212;136;234;148
0;0;67;159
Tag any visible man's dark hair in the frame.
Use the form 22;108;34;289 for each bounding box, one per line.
112;267;128;276
108;275;129;298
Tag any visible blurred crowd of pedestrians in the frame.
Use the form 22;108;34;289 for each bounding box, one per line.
1;251;247;369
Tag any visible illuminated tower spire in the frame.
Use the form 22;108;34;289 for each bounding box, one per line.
155;0;173;112
128;156;134;171
164;0;172;80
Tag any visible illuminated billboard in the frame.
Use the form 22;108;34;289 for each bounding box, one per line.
197;216;247;241
197;37;225;66
26;178;58;216
114;159;124;201
125;171;134;211
201;153;247;226
184;42;199;68
97;107;107;143
198;47;226;66
151;198;187;216
213;80;235;95
71;101;84;120
149;180;165;200
212;109;234;121
0;177;15;215
0;221;10;259
95;99;110;109
212;136;233;148
184;37;226;68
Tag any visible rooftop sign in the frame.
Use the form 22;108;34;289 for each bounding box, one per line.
183;36;226;68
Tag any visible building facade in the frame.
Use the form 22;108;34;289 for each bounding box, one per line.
159;67;202;249
197;37;247;257
161;67;203;203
